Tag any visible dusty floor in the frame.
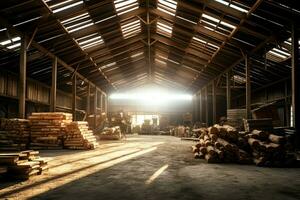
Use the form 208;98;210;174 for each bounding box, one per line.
0;135;300;200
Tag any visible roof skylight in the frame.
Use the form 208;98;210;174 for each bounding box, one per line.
76;33;104;50
114;0;139;16
200;13;236;35
191;36;219;55
157;0;177;16
157;20;173;37
232;75;246;84
99;62;117;70
45;0;84;14
61;12;94;33
121;19;141;39
0;36;21;50
131;52;143;58
214;0;248;13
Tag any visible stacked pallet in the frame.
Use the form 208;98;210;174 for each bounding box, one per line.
243;118;273;132
64;121;98;149
99;126;122;140
29;112;72;149
0;118;30;150
0;150;48;180
226;109;246;130
192;124;298;167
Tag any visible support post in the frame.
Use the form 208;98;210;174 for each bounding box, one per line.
94;88;97;129
72;74;77;121
199;90;203;123
245;55;251;119
105;95;108;114
19;36;27;119
212;81;217;124
205;86;208;126
291;24;299;147
50;57;57;112
226;71;231;110
86;83;90;115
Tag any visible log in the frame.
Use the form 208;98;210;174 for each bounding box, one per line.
268;134;286;144
205;153;219;163
251;129;269;141
199;146;207;155
192;146;199;153
208;127;219;135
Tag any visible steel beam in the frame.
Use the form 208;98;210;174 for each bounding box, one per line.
246;55;251;119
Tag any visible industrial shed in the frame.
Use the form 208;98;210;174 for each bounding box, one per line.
0;0;299;199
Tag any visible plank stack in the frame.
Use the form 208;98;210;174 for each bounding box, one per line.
64;121;98;149
191;124;298;167
99;126;122;140
0;150;48;180
29;112;72;149
0;118;30;150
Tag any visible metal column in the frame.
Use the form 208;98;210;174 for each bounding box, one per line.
50;57;57;112
245;55;251;119
94;88;97;129
19;36;27;119
226;71;231;110
72;74;77;121
212;81;217;124
291;24;299;147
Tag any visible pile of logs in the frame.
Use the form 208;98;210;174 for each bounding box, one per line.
29;112;72;149
0;150;48;180
0;118;30;150
64;121;98;150
99;126;122;140
192;124;298;167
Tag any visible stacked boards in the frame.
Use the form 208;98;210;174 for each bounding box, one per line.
226;109;246;130
29;112;72;149
64;121;98;150
0;150;48;180
0;118;30;150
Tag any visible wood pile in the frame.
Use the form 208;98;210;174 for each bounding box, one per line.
0;118;30;150
29;112;72;149
99;126;122;140
64;121;98;149
243;118;273;132
192;124;298;167
0;150;48;180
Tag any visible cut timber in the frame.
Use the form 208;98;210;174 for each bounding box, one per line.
268;134;286;144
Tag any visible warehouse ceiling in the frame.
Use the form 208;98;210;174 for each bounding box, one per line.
0;0;299;95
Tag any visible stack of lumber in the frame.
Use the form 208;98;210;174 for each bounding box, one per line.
226;109;246;130
0;118;30;150
191;124;298;167
29;112;72;149
243;118;273;132
99;126;122;140
0;150;48;180
64;121;98;149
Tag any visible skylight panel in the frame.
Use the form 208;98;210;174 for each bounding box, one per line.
131;52;143;58
61;12;94;33
200;13;236;35
114;0;139;15
232;75;246;84
121;19;141;39
46;0;84;14
0;36;21;50
100;62;117;70
192;36;219;51
155;58;167;65
214;0;248;13
266;38;292;63
157;0;178;16
76;33;104;50
157;20;173;37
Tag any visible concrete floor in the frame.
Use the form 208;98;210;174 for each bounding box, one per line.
0;135;300;200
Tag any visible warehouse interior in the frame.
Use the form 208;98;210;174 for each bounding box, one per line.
0;0;300;199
